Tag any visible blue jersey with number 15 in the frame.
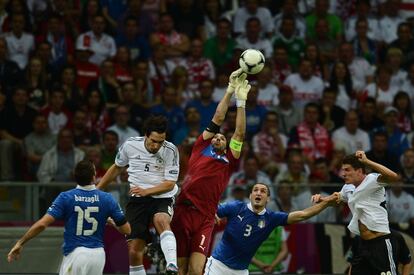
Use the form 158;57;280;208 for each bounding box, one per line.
47;186;126;256
212;201;288;270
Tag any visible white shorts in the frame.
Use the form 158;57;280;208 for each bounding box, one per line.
204;257;248;275
59;247;105;275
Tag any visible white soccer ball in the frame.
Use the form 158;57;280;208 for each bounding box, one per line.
239;49;265;74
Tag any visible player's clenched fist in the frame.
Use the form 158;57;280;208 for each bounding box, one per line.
355;150;368;163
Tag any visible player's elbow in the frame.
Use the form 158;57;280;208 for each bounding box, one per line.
165;181;175;191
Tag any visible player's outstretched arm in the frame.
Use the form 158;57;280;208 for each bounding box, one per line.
287;193;339;224
97;164;125;190
229;79;250;159
107;218;131;235
355;150;400;184
202;68;246;140
7;214;55;263
129;180;176;196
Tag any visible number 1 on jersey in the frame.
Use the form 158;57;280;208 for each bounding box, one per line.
74;206;99;236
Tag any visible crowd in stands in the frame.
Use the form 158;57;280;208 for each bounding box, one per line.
0;0;414;225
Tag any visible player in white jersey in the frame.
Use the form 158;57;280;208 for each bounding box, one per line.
313;151;400;275
97;116;180;275
7;160;131;275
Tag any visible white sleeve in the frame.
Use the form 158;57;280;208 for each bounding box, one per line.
362;131;371;152
114;142;129;167
109;37;117;57
163;144;180;182
339;184;355;203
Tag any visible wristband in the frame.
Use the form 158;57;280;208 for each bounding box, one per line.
229;139;243;152
236;99;246;108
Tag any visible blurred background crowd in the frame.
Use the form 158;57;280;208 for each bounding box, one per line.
0;0;414;226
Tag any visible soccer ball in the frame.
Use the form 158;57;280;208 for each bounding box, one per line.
239;49;265;74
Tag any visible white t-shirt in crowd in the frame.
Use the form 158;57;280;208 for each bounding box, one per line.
107;124;140;147
365;83;399;106
115;136;179;198
258;83;279;107
386;189;414;223
378;16;405;44
76;31;117;66
340;173;390;236
390;70;407;91
332;127;371;155
348;58;374;92
233;7;274;35
345;16;381;42
284;73;324;108
4;32;35;69
236;37;273;59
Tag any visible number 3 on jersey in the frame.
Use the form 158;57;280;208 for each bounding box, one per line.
244;224;252;237
74;206;99;236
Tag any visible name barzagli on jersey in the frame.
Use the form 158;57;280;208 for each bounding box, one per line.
74;194;100;203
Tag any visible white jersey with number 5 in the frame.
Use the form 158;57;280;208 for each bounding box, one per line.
339;173;390;236
115;137;180;198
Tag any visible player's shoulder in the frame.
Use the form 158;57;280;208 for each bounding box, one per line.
162;140;178;151
124;136;145;145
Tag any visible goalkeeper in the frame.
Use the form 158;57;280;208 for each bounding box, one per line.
171;68;251;275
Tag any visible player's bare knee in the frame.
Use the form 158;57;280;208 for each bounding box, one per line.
188;263;203;275
153;213;171;232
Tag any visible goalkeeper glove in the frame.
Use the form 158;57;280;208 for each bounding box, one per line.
235;79;251;108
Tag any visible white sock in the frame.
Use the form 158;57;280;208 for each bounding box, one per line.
130;265;146;275
160;230;177;267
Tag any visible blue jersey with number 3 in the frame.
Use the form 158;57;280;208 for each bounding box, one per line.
47;186;126;256
212;201;288;270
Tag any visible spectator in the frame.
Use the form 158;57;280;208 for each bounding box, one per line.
387;181;414;225
273;0;306;39
288;102;332;164
132;60;158;107
375;106;409;159
332;110;371;155
37;128;85;183
186;79;218;129
338;42;374;92
83;88;111;137
363;65;399;111
358;97;383;133
173;107;201;145
271;85;302;136
101;0;128;31
86;147;106;183
233;0;273;37
71;109;100;151
24;56;49;111
303;43;329;80
224;185;249;203
74;44;100;93
0;87;37;180
203;18;236;69
40;89;71;135
201;0;223;40
149;13;190;60
119;0;154;38
0;0;8;34
305;0;343;41
366;131;401;172
273;15;305;68
319;87;346;132
310;157;342;193
212;69;236;105
168;0;204;39
4;13;34;69
79;0;102;33
393;91;413;133
329;61;355;111
228;155;273;190
345;0;381;42
36;13;74;69
120;82;149;133
401;63;414;103
100;130;119;171
150;86;185;138
378;0;405;44
351;18;378;65
107;104;140;147
88;59;122;110
274;150;309;195
386;47;407;90
256;66;279;107
0;37;21;95
284;58;324;109
400;148;414;187
169;66;193;107
148;43;176;95
24;114;56;179
249;227;288;274
270;46;291;86
115;16;151;61
251;111;287;167
113;46;133;84
236;17;273;59
268;181;299;212
245;84;268;138
76;14;116;66
181;38;215;93
389;22;414;69
59;65;83;113
312;17;339;64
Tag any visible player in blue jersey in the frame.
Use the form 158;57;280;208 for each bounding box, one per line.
7;160;131;275
205;182;338;275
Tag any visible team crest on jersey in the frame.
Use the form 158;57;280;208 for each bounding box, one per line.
156;157;164;165
258;220;265;228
